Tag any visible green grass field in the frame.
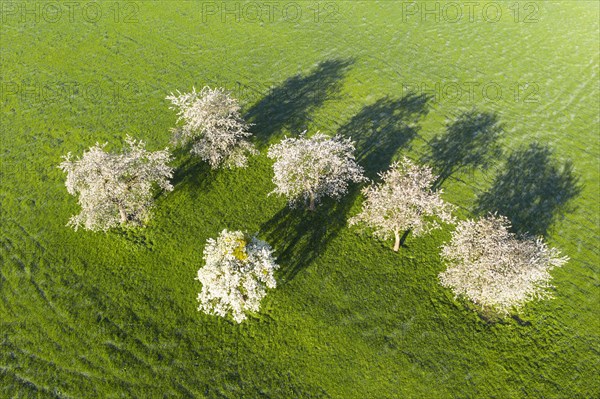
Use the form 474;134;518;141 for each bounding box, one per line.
1;1;599;397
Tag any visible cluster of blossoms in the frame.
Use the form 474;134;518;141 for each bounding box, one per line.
167;86;257;169
196;230;279;323
349;158;455;251
58;136;173;232
267;132;366;210
438;214;569;314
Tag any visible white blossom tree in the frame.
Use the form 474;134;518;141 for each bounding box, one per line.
267;132;365;210
166;86;257;168
438;214;569;315
196;230;279;323
349;158;454;251
59;136;173;232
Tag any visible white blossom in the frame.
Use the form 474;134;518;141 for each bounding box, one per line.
349;158;454;251
196;230;279;323
438;214;569;315
267;132;365;210
58;136;173;232
166;86;257;169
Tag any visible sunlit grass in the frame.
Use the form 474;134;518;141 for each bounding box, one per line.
1;1;598;397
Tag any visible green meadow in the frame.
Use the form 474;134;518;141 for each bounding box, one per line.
1;1;598;397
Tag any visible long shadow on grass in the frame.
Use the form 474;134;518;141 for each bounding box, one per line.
475;142;581;236
170;145;218;193
245;59;354;146
260;199;354;284
338;92;431;178
261;93;430;283
422;109;504;189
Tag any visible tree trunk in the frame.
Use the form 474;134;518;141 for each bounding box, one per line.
308;192;316;211
399;229;411;247
393;229;411;251
393;231;400;252
118;205;128;224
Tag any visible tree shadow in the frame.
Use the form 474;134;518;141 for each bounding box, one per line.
260;93;431;282
245;59;354;146
422;109;504;188
337;92;431;178
260;192;360;284
169;144;218;194
475;142;581;236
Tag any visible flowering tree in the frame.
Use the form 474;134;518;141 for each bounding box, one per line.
267;132;365;210
349;158;454;251
59;136;173;232
166;86;257;168
196;230;279;323
438;214;569;315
